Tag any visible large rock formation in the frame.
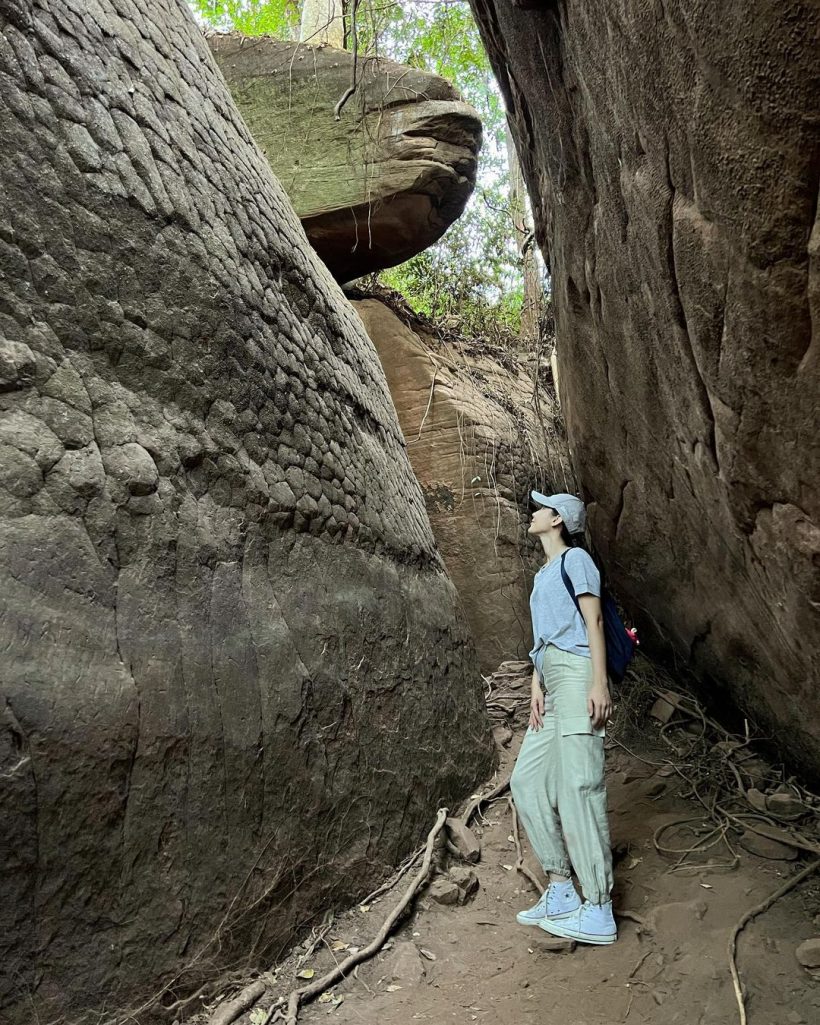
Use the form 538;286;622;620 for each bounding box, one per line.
208;34;481;281
351;295;573;672
469;1;820;774
0;3;494;1020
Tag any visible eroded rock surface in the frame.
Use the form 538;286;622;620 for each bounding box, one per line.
208;34;481;280
0;3;494;1019
352;296;573;672
469;0;820;775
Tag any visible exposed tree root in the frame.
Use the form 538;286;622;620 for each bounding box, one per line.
207;809;449;1025
208;981;267;1025
728;857;820;1025
459;776;511;827
359;844;426;906
507;795;543;894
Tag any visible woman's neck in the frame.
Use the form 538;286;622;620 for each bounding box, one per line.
540;534;570;564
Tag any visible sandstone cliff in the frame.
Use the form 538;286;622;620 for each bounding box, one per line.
0;2;494;1019
469;0;820;774
352;295;573;672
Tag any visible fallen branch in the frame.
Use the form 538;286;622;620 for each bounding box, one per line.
281;808;449;1025
728;857;820;1025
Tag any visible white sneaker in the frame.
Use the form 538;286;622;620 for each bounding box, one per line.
516;883;581;926
538;900;617;944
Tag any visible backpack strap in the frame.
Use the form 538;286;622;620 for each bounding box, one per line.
559;550;582;616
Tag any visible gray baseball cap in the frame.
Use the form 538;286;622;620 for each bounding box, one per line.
530;491;586;535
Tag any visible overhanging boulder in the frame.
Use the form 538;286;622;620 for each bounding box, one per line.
208;34;482;280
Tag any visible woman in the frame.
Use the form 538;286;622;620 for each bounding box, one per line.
510;490;616;945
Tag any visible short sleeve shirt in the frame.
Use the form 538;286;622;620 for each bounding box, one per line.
528;547;601;662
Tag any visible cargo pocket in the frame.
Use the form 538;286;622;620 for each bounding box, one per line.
560;715;606;739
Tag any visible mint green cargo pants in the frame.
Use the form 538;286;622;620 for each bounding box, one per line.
510;644;613;904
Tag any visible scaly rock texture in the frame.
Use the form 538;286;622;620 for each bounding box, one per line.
469;0;820;774
0;2;494;1020
208;33;481;281
351;295;574;672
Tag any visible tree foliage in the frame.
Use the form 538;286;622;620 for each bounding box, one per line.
194;0;301;35
190;1;540;339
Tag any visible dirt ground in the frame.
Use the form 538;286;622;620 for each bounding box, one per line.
209;724;820;1025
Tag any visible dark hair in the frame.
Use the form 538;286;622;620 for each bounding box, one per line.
548;508;580;547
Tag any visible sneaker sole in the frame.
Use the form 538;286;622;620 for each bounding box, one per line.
516;908;578;926
537;918;617;945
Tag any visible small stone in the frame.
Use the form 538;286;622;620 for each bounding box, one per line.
786;1011;805;1024
739;757;770;784
492;724;513;749
448;866;479;902
649;696;676;724
620;764;652;784
738;830;798;861
533;936;576;954
611;841;629;864
444;817;481;864
766;793;807;820
428;878;460;906
387;941;425;984
746;788;768;813
796;937;820;969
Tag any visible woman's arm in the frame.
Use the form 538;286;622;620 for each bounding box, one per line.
578;593;612;729
529;664;545;731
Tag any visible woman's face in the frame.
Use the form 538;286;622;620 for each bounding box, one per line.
528;505;561;536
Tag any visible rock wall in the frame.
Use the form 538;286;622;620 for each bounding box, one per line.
208;34;482;281
352;296;574;672
0;2;494;1020
469;0;820;774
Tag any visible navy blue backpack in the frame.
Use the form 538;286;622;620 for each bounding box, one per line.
559;550;637;685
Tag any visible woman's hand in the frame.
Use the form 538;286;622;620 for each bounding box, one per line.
587;681;613;729
529;670;545;732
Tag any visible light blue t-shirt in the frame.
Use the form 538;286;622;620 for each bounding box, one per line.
528;548;601;662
